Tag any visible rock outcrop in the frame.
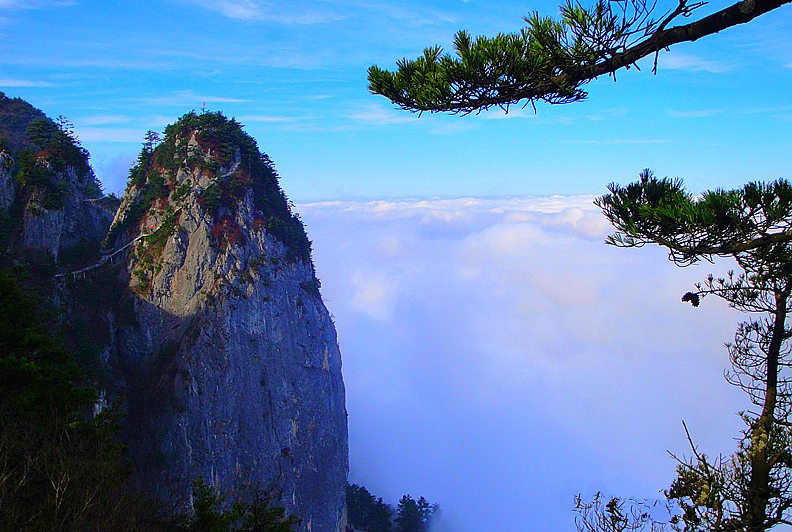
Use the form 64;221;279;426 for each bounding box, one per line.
105;112;348;532
0;97;349;532
17;164;113;260
0;93;115;264
0;151;14;210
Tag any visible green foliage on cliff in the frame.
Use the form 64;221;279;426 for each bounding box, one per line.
0;269;301;530
347;483;394;532
347;483;439;532
175;111;313;263
23;116;92;177
7;115;94;212
0;407;167;532
0;91;47;154
172;478;299;532
0;95;113;272
0;270;165;531
107;146;171;248
0;270;95;417
111;111;314;265
394;495;437;532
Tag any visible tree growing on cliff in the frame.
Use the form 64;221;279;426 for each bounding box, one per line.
573;492;668;532
24;116;89;173
171;477;299;532
0;271;165;531
368;0;790;114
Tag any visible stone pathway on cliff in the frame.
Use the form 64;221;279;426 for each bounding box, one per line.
54;225;158;282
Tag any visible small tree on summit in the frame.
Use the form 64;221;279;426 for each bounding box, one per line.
142;130;162;153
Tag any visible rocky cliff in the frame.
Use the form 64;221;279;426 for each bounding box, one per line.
104;112;348;532
0;98;349;531
0;92;115;266
0;150;15;210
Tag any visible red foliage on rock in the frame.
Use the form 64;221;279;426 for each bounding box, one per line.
211;216;246;249
252;216;266;233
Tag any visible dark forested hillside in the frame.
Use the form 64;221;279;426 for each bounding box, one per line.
0;91;47;154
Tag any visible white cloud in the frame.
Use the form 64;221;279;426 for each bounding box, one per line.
76;127;146;143
350;269;401;321
426;121;478;135
152;47;324;70
78;114;130;126
480;109;532;120
183;0;458;26
0;0;74;8
143;115;178;128
668;109;724;118
584;107;629;121
94;153;137;195
300;195;747;531
743;105;792;115
181;0;344;24
667;105;792;119
0;78;54;87
346;103;419;126
350;1;459;25
659;51;732;74
0;54;177;71
140;90;250;107
196;0;262;20
565;139;669;145
201;95;249;103
238;114;300;123
481;106;628;123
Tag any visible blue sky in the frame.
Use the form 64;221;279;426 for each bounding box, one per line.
3;1;792;530
1;0;791;200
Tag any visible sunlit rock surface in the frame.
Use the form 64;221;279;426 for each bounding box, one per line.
105;113;348;532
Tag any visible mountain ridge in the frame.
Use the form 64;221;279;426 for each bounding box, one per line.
0;97;349;532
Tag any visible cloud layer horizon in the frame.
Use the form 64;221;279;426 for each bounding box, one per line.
300;195;748;531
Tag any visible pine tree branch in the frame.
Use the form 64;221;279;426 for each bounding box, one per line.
369;0;792;113
574;0;791;83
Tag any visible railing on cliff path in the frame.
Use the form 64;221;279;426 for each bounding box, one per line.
54;222;164;283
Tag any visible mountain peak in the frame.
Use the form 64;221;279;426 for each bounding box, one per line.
108;111;312;266
104;112;347;530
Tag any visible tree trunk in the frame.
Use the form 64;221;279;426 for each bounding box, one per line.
745;291;788;531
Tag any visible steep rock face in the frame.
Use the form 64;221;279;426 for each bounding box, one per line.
0;93;115;264
107;113;348;532
17;164;113;260
0;151;14;210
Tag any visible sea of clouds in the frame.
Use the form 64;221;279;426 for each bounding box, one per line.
298;195;749;532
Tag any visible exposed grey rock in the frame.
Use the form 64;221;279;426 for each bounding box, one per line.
16;164;113;262
0;151;14;210
107;120;348;532
5;102;349;530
